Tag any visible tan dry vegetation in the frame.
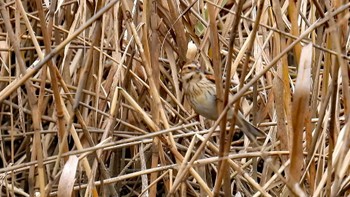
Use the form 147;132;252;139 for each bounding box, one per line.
0;0;349;196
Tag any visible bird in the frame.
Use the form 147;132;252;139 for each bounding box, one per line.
180;61;265;142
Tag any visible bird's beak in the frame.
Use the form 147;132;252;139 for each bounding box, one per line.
179;68;183;75
178;69;183;81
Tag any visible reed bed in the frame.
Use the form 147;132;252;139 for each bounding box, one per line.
0;0;349;196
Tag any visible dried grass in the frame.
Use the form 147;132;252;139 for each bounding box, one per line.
0;0;349;196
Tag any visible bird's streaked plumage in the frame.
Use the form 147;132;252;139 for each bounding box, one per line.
180;62;265;142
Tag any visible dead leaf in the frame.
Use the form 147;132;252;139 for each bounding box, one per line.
57;155;79;197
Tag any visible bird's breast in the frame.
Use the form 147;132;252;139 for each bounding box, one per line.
185;83;218;120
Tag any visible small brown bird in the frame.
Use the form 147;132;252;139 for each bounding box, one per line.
180;62;265;142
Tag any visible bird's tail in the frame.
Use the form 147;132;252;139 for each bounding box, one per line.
235;113;266;145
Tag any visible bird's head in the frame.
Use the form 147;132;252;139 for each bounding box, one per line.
180;62;204;83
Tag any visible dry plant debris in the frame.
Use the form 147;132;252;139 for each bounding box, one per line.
0;0;349;196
